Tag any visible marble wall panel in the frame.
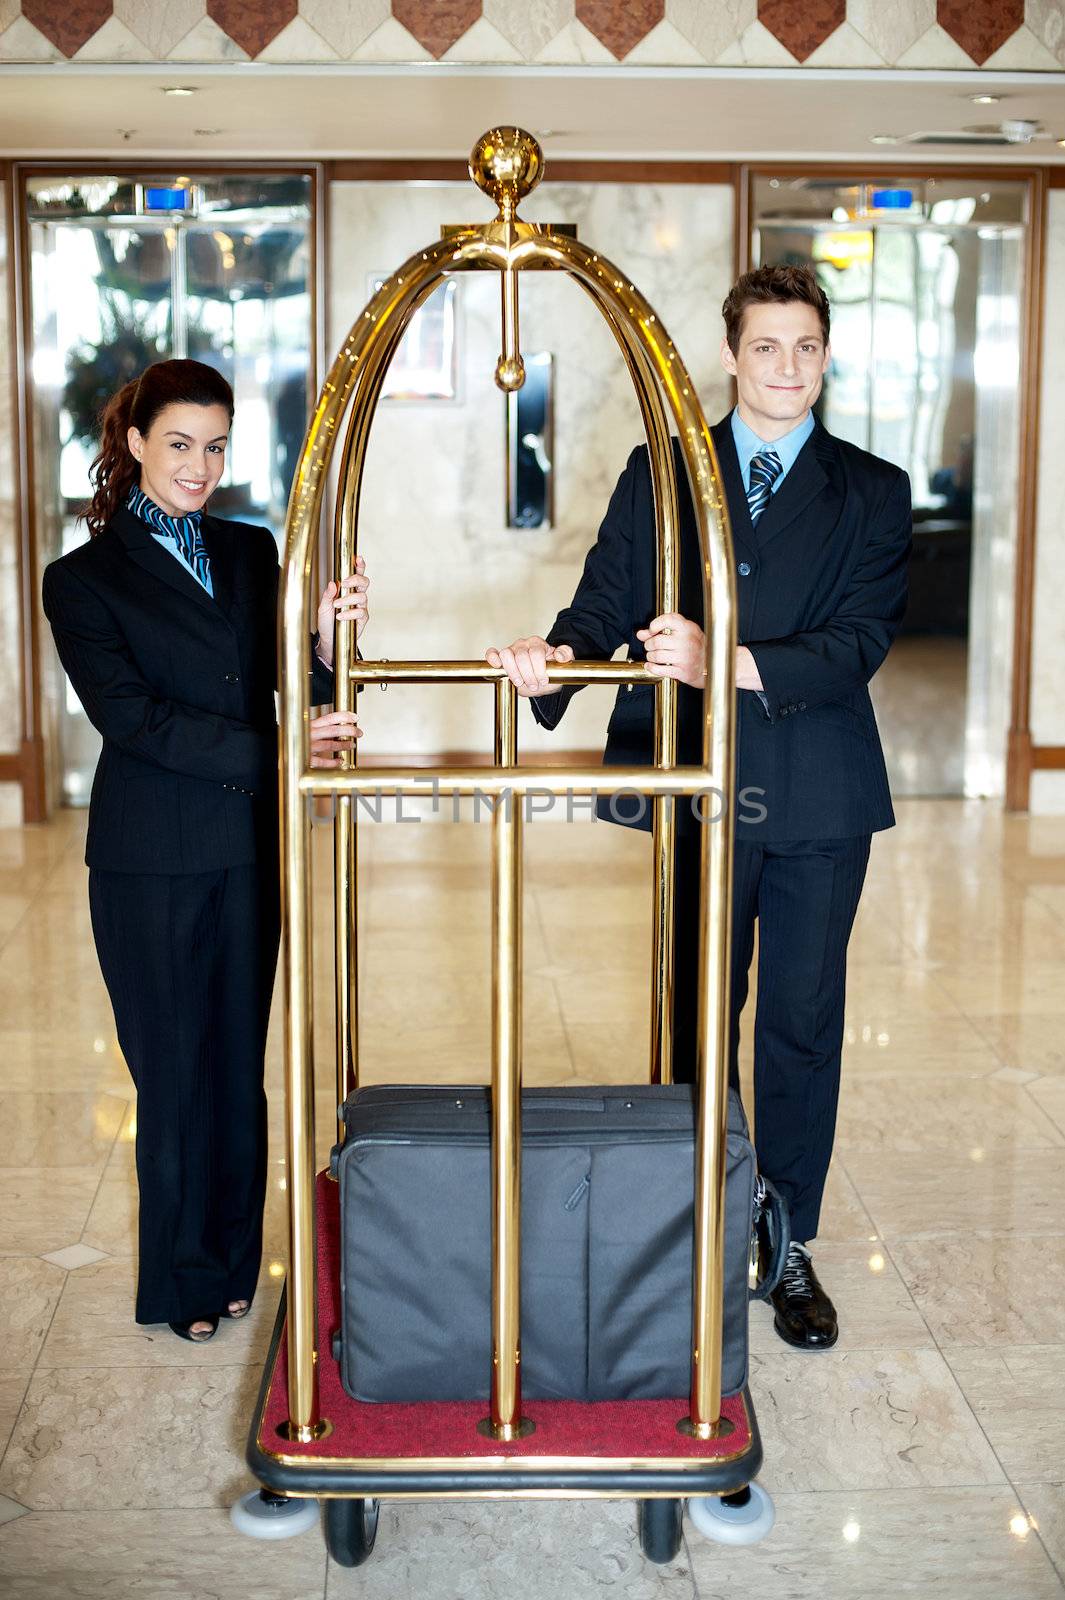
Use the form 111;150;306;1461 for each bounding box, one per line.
328;179;734;762
1030;190;1065;815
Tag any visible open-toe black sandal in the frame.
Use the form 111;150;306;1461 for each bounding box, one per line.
169;1315;220;1342
220;1300;252;1320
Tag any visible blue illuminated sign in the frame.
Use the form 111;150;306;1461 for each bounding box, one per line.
871;189;913;210
144;187;190;212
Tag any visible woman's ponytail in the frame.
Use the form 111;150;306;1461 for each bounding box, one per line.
84;378;140;537
80;359;234;538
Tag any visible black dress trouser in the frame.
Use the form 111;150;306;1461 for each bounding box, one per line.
670;830;871;1245
88;862;280;1324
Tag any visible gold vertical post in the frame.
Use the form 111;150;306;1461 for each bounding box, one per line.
333;439;360;1147
480;677;532;1441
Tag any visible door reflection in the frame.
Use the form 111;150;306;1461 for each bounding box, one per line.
753;177;1027;798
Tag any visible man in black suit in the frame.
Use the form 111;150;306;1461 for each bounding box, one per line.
486;265;911;1350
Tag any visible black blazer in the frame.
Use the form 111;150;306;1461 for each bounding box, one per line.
42;505;334;874
533;413;912;842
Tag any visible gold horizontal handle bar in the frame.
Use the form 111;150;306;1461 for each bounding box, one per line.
349;659;657;686
299;766;720;798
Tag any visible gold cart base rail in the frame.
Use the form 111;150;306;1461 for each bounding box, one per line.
274;126;738;1447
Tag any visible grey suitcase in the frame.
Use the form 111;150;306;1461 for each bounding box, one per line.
333;1083;787;1405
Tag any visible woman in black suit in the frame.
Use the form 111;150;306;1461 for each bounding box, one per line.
43;358;368;1343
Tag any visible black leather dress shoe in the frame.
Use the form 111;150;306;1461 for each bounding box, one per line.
770;1244;838;1349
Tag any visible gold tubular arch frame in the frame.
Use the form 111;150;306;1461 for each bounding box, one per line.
277;130;737;1449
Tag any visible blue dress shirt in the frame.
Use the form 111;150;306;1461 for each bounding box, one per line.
730;407;815;496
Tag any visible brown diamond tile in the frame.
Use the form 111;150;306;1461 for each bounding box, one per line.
22;0;112;56
391;0;481;57
757;0;845;60
936;0;1023;62
206;0;296;56
576;0;663;57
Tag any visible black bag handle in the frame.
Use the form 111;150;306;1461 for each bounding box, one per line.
748;1174;791;1302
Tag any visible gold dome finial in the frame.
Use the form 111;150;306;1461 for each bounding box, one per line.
469;128;543;219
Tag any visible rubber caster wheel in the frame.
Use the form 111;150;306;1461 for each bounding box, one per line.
322;1497;380;1568
688;1481;776;1545
230;1488;319;1540
638;1498;684;1563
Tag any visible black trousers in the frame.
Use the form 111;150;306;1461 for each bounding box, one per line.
89;863;280;1324
670;831;871;1244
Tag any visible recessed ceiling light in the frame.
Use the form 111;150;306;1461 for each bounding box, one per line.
1058;137;1065;148
869;134;898;145
162;86;197;97
972;94;1000;105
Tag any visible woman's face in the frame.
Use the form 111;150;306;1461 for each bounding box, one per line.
127;401;230;518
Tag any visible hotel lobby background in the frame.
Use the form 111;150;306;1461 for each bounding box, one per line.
1;12;1065;1596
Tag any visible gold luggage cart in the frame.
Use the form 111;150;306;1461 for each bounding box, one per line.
246;128;763;1568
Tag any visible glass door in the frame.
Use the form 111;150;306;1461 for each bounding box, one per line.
27;172;314;803
752;176;1028;799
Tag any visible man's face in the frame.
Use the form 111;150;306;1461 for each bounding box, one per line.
720;300;830;438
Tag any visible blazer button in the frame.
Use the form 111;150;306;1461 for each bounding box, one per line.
225;672;239;684
738;562;751;577
799;701;807;710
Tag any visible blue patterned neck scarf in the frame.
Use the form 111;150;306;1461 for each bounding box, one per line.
127;484;211;589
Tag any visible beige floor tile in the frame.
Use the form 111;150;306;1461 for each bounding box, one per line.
0;1509;328;1599
684;1487;1065;1600
842;1151;1065;1240
0;1171;102;1258
834;1075;1064;1153
929;962;1065;1018
889;1237;1065;1348
80;1175;137;1259
0;1029;131;1096
0;1371;31;1460
0;894;32;946
0;1092;127;1170
811;1161;879;1243
1018;1483;1065;1583
945;1347;1065;1481
749;1348;1005;1492
968;1014;1065;1077
749;1240;933;1355
1025;1079;1065;1136
841;1013;1009;1078
325;1497;694;1600
0;1259;66;1367
843;962;965;1023
35;1257;282;1371
0;1364;265;1510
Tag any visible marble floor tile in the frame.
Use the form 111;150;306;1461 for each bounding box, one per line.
748;1240;933;1355
0;1371;31;1460
0;1092;127;1169
811;1160;879;1243
930;962;1065;1018
889;1237;1065;1348
841;1151;1065;1239
0;1170;102;1258
967;1013;1065;1077
684;1487;1065;1599
1024;1078;1065;1136
0;894;31;946
325;1497;695;1600
0;1365;265;1510
843;962;966;1022
0;1259;65;1367
0;1509;328;1599
841;1013;1001;1078
1017;1484;1065;1584
748;1348;1005;1492
0;1028;131;1095
834;1074;1064;1153
79;1174;137;1259
35;1258;282;1371
945;1347;1065;1481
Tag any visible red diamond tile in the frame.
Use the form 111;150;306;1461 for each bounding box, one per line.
757;0;845;61
206;0;298;57
22;0;112;56
392;0;482;57
936;0;1024;63
576;0;663;58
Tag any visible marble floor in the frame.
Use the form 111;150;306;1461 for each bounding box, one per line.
0;799;1063;1598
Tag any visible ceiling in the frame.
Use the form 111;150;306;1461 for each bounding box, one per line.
1;63;1064;164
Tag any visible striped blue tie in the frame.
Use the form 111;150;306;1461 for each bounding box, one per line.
746;450;783;525
127;485;211;589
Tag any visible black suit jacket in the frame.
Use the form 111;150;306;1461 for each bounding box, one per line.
533;413;911;841
42;505;334;874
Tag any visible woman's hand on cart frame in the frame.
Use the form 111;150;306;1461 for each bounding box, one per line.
316;558;370;671
309;711;362;767
484;636;575;696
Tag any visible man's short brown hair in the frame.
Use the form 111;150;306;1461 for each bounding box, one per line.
722;265;831;354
